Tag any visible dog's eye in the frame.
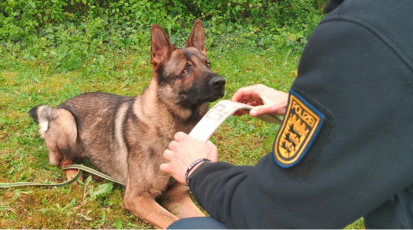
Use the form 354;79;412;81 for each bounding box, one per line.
206;62;211;68
182;68;189;75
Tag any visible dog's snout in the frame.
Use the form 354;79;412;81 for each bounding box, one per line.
210;77;226;88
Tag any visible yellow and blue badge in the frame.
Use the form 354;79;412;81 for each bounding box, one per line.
273;90;325;168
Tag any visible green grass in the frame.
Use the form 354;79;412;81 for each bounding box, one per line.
0;46;363;229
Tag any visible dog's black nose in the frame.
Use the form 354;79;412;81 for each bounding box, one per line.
210;76;226;88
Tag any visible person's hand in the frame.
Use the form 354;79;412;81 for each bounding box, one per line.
232;84;289;117
160;132;218;184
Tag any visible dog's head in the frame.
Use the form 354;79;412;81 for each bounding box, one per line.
150;19;225;109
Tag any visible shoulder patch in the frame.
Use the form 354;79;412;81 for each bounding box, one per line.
273;90;325;168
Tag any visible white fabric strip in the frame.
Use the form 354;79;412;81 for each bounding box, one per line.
189;100;283;142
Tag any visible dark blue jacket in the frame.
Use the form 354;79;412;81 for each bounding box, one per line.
189;0;413;228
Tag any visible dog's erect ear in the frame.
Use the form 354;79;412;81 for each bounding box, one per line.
186;19;206;56
151;24;174;66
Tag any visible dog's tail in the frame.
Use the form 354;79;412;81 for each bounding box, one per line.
28;105;53;138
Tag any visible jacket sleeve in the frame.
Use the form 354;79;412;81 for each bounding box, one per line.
189;4;413;228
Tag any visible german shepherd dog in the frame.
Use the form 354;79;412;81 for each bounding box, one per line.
28;19;225;229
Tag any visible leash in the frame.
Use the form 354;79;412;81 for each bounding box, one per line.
0;100;281;188
0;167;83;188
0;164;125;188
63;164;126;186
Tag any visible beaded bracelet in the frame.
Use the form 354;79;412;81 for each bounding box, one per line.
185;158;211;186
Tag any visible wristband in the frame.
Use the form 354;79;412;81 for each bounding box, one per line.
185;158;211;185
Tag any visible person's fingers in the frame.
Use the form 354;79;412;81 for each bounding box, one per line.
168;140;178;151
249;106;263;117
252;105;275;116
159;162;171;173
232;85;267;107
233;109;247;116
231;87;250;102
163;149;174;161
232;85;257;103
232;86;262;116
174;131;187;142
248;101;259;106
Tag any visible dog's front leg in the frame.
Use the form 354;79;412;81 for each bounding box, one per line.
59;159;80;181
123;182;179;229
160;182;206;219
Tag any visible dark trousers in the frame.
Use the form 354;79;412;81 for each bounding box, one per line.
168;217;228;229
364;183;413;228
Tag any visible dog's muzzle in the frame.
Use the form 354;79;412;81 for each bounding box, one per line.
208;76;225;101
209;76;226;89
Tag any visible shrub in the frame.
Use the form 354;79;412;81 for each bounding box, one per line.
0;0;326;71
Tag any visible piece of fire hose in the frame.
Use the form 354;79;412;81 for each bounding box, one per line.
189;100;283;143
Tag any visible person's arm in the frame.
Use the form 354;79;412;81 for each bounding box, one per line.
185;4;413;228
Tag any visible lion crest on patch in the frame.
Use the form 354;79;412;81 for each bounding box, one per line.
273;90;325;168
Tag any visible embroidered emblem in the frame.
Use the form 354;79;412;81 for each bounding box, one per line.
273;90;325;168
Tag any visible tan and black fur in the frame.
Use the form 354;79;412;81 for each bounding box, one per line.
28;19;225;229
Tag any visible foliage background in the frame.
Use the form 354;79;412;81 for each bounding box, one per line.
1;0;325;71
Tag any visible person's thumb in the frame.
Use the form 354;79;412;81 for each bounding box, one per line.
250;106;265;117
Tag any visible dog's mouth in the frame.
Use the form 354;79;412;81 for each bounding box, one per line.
179;76;225;106
180;88;225;107
207;89;225;102
208;96;222;102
